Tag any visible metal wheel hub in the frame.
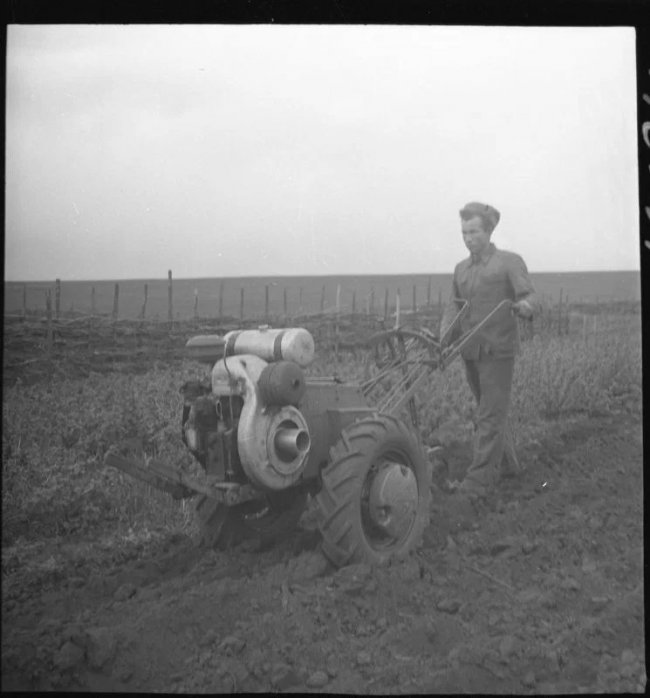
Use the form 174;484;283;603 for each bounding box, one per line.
368;461;418;540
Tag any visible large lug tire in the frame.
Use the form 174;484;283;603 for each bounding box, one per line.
194;488;308;549
315;413;431;567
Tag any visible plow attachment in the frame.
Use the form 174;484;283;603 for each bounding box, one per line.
104;452;259;506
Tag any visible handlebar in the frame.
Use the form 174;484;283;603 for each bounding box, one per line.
439;299;514;368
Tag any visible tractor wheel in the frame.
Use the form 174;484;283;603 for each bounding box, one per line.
194;488;308;549
315;413;431;567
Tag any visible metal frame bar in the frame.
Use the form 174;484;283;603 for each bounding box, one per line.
361;299;514;418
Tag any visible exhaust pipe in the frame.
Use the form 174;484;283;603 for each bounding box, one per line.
274;426;310;460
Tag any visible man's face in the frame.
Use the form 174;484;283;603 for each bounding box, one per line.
461;216;491;256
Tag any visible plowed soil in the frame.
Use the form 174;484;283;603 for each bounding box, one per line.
2;413;645;694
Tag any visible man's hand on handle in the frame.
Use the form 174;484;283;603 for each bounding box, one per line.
511;300;533;319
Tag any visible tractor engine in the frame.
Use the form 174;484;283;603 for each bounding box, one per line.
182;328;315;491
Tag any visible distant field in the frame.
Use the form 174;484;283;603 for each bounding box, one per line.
3;270;640;320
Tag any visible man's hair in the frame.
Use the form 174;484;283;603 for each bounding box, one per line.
459;202;500;234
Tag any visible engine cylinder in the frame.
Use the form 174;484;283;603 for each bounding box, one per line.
257;361;306;406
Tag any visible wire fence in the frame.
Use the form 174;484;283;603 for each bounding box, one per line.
5;270;639;322
3;271;640;376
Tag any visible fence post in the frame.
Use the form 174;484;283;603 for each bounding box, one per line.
265;285;269;321
112;283;119;345
46;289;53;356
283;287;288;318
112;283;120;321
88;289;94;352
335;284;341;359
55;278;61;319
427;277;432;308
395;288;401;329
384;287;389;321
218;280;224;319
412;284;417;315
22;284;27;319
140;283;148;319
193;288;199;322
167;270;173;324
240;288;245;321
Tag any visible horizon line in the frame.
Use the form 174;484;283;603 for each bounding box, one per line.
2;268;641;284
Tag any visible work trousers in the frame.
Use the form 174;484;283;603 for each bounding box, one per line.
461;355;520;493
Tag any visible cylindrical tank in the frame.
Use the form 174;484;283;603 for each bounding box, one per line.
185;335;226;364
223;328;315;367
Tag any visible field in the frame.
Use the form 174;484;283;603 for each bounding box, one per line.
1;292;645;693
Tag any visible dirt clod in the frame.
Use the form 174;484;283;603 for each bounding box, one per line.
85;627;117;670
306;670;329;688
326;654;340;678
436;598;461;614
53;641;84;671
199;629;218;647
621;649;636;665
589;596;610;612
356;650;372;666
219;635;245;655
270;663;301;690
113;582;136;601
522;670;536;687
521;540;537;555
562;577;581;592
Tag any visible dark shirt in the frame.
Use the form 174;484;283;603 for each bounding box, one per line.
441;243;537;359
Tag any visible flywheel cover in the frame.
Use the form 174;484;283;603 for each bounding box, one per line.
368;461;418;540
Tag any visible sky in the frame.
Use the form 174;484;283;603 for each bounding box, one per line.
5;24;640;281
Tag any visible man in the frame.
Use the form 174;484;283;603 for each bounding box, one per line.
439;201;537;505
